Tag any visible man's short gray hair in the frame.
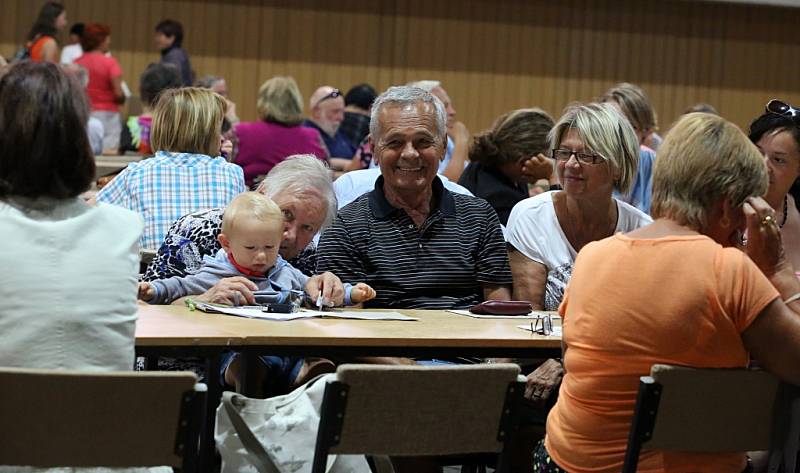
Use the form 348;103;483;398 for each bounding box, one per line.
256;155;337;229
369;86;447;143
405;80;441;92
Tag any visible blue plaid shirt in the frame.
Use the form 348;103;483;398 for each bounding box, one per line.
97;151;245;249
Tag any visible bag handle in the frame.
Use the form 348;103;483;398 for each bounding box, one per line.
222;391;281;473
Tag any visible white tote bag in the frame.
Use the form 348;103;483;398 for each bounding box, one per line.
215;374;371;473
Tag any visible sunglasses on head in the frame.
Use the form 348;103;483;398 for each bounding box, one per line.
314;89;341;108
766;99;800;126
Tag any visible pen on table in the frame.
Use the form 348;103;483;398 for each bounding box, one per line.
316;293;324;311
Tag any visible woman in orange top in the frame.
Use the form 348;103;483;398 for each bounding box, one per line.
26;2;67;63
535;113;800;473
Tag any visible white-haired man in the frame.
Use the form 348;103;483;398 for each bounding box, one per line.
317;86;512;309
407;80;470;182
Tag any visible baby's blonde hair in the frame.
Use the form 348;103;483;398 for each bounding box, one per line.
221;192;284;236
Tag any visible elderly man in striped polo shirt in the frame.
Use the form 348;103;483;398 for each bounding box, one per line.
317;86;512;309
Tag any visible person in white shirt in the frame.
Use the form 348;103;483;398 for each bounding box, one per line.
506;102;651;406
59;22;84;64
0;61;142;371
508;102;651;311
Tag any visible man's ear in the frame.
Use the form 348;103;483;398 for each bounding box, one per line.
218;233;231;252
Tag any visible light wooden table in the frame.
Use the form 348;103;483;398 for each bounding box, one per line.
135;304;561;357
134;303;561;472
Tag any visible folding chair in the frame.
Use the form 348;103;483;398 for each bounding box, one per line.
622;364;800;473
311;363;525;473
0;367;206;472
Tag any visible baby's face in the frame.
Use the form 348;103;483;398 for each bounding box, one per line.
225;219;283;274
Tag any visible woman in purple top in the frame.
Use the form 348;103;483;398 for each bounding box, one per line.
233;76;328;187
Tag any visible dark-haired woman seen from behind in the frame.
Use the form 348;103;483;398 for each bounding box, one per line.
458;108;556;225
75;23;125;154
749;99;800;274
25;1;67;63
0;62;142;370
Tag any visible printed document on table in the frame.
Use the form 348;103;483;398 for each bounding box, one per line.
194;302;416;321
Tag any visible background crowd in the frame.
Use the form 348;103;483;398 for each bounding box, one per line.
4;2;800;473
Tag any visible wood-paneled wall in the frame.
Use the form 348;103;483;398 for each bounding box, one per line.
3;0;800;134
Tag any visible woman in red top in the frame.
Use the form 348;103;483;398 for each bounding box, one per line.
75;23;125;154
26;2;67;63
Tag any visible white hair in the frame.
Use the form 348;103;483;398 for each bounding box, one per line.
406;80;441;93
256;155;337;228
369;86;447;144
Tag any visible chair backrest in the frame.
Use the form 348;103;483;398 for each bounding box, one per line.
312;363;523;473
622;364;800;473
140;248;157;273
0;367;205;471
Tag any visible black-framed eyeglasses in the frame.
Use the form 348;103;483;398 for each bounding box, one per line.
766;99;800;126
314;88;341;108
530;314;553;336
552;148;605;165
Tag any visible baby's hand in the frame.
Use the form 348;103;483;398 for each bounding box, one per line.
138;282;155;301
350;283;376;303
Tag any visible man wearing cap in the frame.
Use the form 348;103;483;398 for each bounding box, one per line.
304;85;357;169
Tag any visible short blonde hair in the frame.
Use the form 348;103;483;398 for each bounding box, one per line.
150;87;227;156
652;113;767;230
221;192;284;236
549;102;639;194
256;76;304;125
601;82;657;133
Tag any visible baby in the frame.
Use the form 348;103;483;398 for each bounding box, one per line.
139;191;376;395
138;191;375;306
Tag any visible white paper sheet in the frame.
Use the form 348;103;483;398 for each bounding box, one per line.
447;309;560;320
194;302;416;321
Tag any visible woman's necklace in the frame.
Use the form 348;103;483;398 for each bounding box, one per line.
781;195;789;229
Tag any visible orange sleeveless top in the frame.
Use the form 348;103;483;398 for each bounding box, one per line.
29;35;55;62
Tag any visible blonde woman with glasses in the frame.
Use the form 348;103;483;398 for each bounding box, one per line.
96;87;245;250
505;102;651;412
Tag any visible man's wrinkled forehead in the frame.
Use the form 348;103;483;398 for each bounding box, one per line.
376;102;442;139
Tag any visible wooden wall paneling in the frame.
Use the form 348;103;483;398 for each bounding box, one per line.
373;1;395;91
493;1;516;120
4;0;800;131
537;2;561;118
223;1;259;123
0;0;22;58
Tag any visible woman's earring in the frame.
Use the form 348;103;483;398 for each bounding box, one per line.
720;216;731;228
